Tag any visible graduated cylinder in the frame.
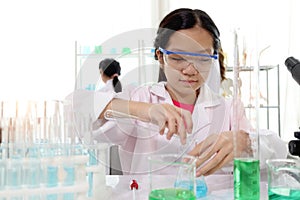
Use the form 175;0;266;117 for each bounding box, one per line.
232;30;260;200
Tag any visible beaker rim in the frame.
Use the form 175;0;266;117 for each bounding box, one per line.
266;158;300;166
148;154;197;164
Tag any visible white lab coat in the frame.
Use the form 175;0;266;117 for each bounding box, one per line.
98;79;115;93
73;82;288;175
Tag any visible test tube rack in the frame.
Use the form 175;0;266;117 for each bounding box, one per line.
0;144;111;200
0;100;112;199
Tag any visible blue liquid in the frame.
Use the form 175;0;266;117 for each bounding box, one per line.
47;166;58;200
24;160;40;188
174;179;207;199
64;166;75;186
74;145;83;155
195;179;208;198
63;166;75;200
87;149;97;197
63;193;75;200
27;146;39;158
0;161;5;190
87;172;93;197
88;150;97;165
7;161;22;188
47;166;58;187
8;163;22;200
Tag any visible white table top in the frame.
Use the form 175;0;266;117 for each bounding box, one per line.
105;174;268;200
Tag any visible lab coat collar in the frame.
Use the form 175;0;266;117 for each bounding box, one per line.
149;82;222;135
149;82;173;103
192;85;222;134
149;82;222;108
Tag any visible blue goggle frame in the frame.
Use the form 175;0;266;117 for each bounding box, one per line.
158;47;218;60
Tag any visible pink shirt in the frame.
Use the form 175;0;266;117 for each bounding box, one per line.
172;99;195;113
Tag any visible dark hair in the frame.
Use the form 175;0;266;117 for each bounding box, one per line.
99;58;122;92
218;47;227;81
154;8;226;82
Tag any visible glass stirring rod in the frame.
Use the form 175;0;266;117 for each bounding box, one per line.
104;109;193;149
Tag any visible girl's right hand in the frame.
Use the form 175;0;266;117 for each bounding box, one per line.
136;103;193;145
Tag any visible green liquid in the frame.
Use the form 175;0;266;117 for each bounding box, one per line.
149;188;196;200
269;188;300;200
234;158;260;200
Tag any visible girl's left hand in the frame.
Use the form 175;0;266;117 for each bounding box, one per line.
188;130;250;176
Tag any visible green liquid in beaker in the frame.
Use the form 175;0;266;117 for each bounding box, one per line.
234;158;260;200
149;188;196;200
269;188;300;200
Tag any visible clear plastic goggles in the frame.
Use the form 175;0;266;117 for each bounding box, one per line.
159;47;218;72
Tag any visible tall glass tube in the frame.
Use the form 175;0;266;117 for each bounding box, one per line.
233;29;260;200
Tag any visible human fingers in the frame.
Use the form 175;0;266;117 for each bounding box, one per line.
148;103;191;144
197;152;233;176
188;135;217;159
179;108;193;133
147;104;173;135
175;115;186;145
165;110;187;144
165;117;177;140
163;105;190;144
195;143;232;176
157;121;167;135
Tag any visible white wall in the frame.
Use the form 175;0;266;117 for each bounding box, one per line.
0;0;299;141
0;0;152;100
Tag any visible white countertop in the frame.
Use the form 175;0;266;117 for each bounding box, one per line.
105;174;268;200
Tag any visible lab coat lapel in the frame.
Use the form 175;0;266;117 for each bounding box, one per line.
192;104;210;134
149;82;174;104
192;85;222;134
150;83;222;134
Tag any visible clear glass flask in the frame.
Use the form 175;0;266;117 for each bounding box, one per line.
148;154;197;200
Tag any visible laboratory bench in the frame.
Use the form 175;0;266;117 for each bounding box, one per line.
105;174;269;200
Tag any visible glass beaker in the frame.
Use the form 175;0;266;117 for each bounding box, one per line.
266;159;300;200
148;154;197;200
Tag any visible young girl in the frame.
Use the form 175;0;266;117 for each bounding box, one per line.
77;8;287;175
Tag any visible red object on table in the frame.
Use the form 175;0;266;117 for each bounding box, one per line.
130;180;139;190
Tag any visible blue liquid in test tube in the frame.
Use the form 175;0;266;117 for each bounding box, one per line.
47;165;58;200
63;165;75;200
0;161;5;188
0;160;5;200
87;149;97;197
24;145;41;200
174;178;208;199
7;158;22;200
7;160;22;188
0;146;6;192
0;147;6;191
196;178;208;198
26;146;40;187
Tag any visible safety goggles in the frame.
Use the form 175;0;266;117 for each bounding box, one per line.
159;47;218;72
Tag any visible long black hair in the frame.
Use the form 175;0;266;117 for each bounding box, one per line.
154;8;226;82
99;58;122;92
